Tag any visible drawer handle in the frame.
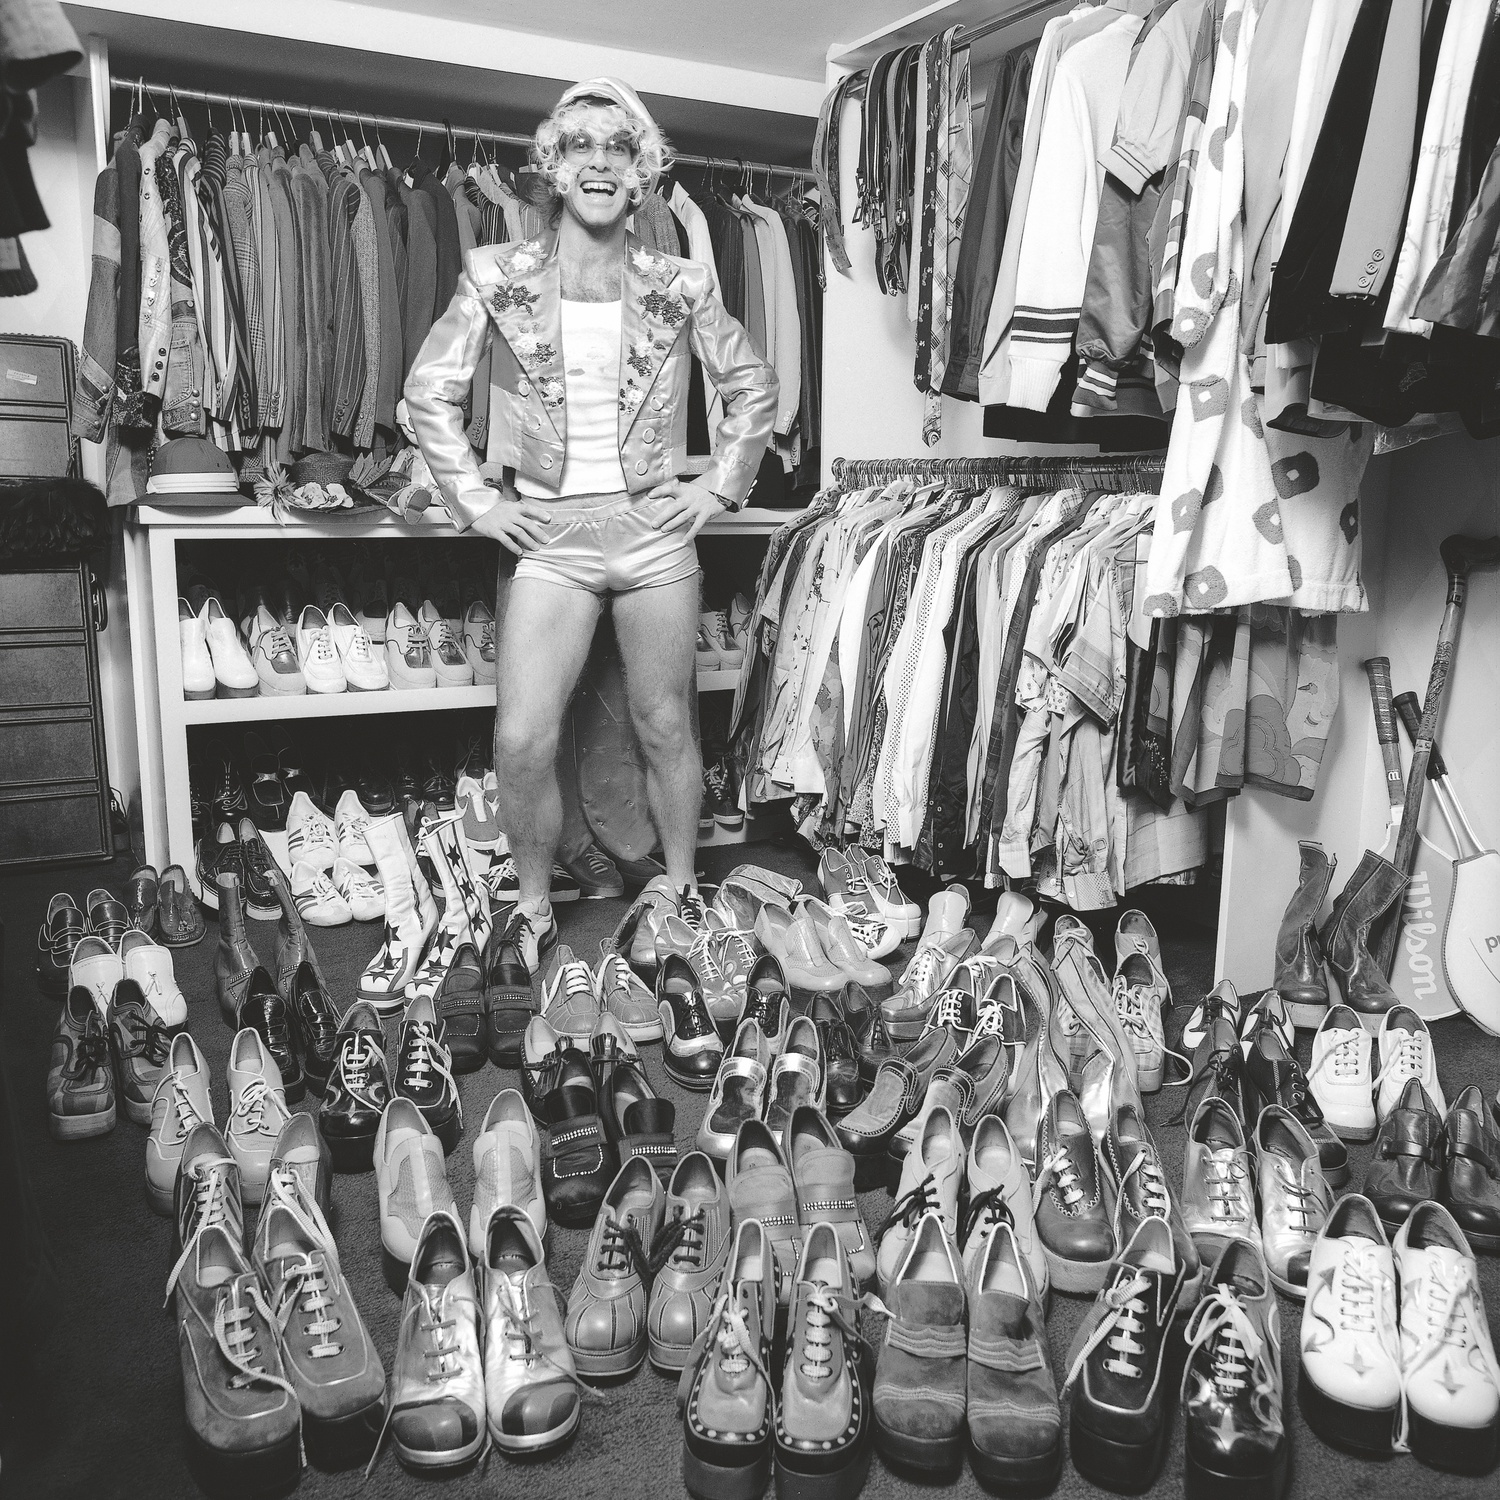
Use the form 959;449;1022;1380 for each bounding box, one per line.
90;576;108;632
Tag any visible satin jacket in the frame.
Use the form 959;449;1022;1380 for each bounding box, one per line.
404;231;778;530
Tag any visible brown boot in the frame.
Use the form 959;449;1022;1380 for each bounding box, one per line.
214;871;259;1026
1273;840;1334;1028
1319;850;1405;1033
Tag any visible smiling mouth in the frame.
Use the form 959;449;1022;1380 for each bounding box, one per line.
581;180;618;197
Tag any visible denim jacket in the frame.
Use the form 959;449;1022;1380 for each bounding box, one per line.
404;232;778;530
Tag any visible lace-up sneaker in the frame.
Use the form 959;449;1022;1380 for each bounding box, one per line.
328;601;388;690
331;856;384;921
834;846;921;939
648;1152;734;1371
105;977;171;1124
375;1098;459;1275
876;1105;963;1294
1182;1241;1287;1500
560;840;624;899
1181;978;1242;1053
728;1121;801;1306
1375;1006;1446;1123
681;1217;778;1500
388;1211;486;1470
1113;953;1170;1092
244;604;306;695
225;1029;292;1205
169;1220;301;1492
1255;1106;1334;1298
873;1209;968;1474
540;945;601;1040
173;1121;245;1255
296;604;347;693
286;790;338;873
1181;1097;1259;1266
478;1205;579;1452
1065;1216;1188;1493
1242;1025;1349;1186
963;1114;1046;1294
1308;1005;1377;1141
775;1222;874;1496
386;602;437;689
292;860;352;926
700;608;745;668
47;986;116;1139
1393;1201;1500;1474
1033;1088;1115;1293
462;601;496;685
682;927;744;1030
252;1171;384;1467
333;788;374;865
597;952;661;1041
565;1156;666;1377
470;1088;545;1255
420;600;475;687
1298;1194;1402;1455
1101;1103;1202;1309
393;993;462;1152
146;1033;214;1214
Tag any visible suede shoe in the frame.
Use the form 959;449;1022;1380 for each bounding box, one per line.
1034;1088;1115;1293
649;1151;733;1371
680;1217;778;1500
962;1114;1046;1297
788;1106;874;1287
1102;1102;1202;1308
728;1120;801;1306
834;1026;957;1158
541;944;602;1040
173;1122;244;1256
873;1210;967;1474
1065;1216;1187;1494
876;1104;963;1293
478;1206;580;1454
225;1028;292;1206
966;1219;1062;1491
540;1046;614;1227
565;1156;665;1378
105;978;171;1125
318;1002;390;1173
146;1033;214;1214
47;986;116;1140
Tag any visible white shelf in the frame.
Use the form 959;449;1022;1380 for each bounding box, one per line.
698;820;750;846
697;667;742;691
827;0;1068;75
180;684;497;725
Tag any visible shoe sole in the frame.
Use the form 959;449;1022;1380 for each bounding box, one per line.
324;1129;378;1174
967;1437;1063;1495
549;888;581;903
1071;1409;1172;1494
1042;1244;1111;1295
186;1425;300;1493
355;983;409;1014
1297;1375;1397;1456
486;1402;579;1455
665;1061;718;1092
874;1425;963;1475
1183;1439;1288;1500
393;1429;487;1472
774;1429;872;1500
571;1336;646;1379
1403;1407;1499;1475
145;1171;176;1216
214;683;260;699
305;1396;384;1469
649;1341;697;1374
684;1439;772;1500
50;1106;115;1140
1325;1116;1378;1142
183;685;215;701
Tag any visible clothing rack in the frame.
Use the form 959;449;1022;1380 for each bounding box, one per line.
829;453;1165;489
108;75;817;183
955;0;1077;52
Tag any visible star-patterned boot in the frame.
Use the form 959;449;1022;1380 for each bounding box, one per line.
407;815;473;1003
435;810;492;954
359;814;434;1012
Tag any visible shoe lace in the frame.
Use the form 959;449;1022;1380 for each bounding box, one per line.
1374;1032;1431;1094
596;1213;653;1279
1117;1144;1171;1220
705;1284;773;1389
1034;1145;1089;1212
1203;1150;1252;1224
1402;1259;1500;1416
335;1032;384;1110
68;1019;112;1079
1279;1172;1322;1232
961;1184;1014;1249
401;1020;462;1129
344;629;374;666
654;1206;708;1270
1169;1040;1238;1125
216;1279;299;1397
1065;1270;1154;1385
704;762;730;799
262;1164;337;1253
486;857;521;902
261;623;295;659
797;1284;864;1381
550;963;597;1015
1183;1284;1265;1400
717;931;759;980
679;888;708;931
295;869;340;913
163;1155;240;1301
903;945;948;996
475;618;495;654
688;933;725;983
413;1282;468;1384
925;989;968;1033
707;608;732;643
272;1251;344;1358
1334;1246;1387;1335
577;844;613;877
153;1065;208;1143
231;1076;291;1141
306;623;337;668
428;617;460;656
970;1001;1009;1043
1311;1029;1365;1084
876;1173;939;1246
1114;977;1164;1049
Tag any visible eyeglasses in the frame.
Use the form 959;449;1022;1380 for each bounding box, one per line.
561;130;639;166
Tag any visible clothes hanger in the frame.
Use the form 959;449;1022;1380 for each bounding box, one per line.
405;124;425;182
375;121;393;172
307;102;324;155
438;119;454;177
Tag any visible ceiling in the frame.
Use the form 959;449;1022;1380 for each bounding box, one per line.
353;0;926;82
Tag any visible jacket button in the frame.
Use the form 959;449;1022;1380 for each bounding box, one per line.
635;459;649;475
1373;248;1384;261
643;427;655;443
652;396;665;410
540;454;553;469
527;415;540;429
517;379;530;395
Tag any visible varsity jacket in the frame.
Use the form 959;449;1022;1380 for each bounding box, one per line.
405;232;778;529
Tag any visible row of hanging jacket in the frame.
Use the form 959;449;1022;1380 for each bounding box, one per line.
728;460;1341;908
818;0;1500;611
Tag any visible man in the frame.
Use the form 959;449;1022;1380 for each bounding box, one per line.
405;77;777;968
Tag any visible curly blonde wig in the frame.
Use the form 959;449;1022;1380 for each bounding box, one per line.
531;98;672;209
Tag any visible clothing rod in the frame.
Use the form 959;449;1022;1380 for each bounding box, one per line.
830;453;1166;487
955;0;1076;51
108;75;817;181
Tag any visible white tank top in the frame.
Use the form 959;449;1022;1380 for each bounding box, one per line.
515;299;630;500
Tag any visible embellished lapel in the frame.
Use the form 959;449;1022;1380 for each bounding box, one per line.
618;232;691;446
483;236;566;444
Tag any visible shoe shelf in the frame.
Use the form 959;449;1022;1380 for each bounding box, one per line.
130;505;770;874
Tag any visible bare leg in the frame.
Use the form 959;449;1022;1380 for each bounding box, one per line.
612;573;702;888
492;574;602;905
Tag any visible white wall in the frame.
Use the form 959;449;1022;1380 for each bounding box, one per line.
1218;432;1500;993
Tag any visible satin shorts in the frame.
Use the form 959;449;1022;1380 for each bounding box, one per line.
510;494;701;596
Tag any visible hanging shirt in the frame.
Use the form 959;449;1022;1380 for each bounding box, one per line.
516;299;629;499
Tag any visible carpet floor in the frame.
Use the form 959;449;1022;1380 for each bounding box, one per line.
3;843;1497;1500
